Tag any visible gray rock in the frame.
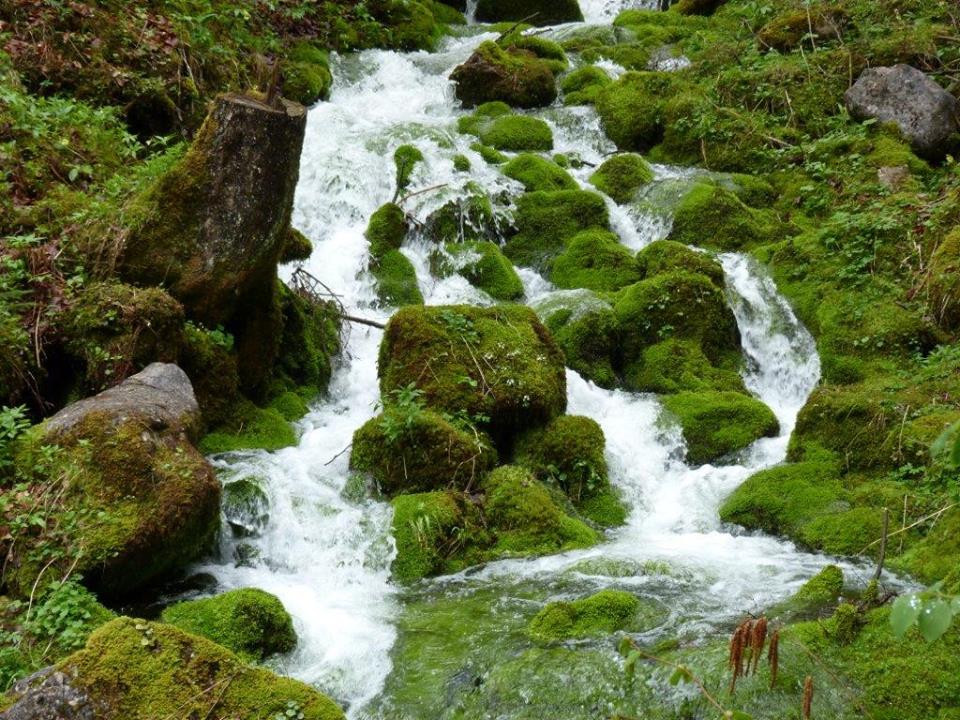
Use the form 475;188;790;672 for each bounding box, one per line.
43;362;200;442
0;669;94;720
845;64;960;159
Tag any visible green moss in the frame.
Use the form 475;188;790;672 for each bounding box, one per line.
661;391;779;465
365;202;408;259
504;190;609;271
450;41;558;108
272;284;341;398
627;338;746;394
596;71;687;151
528;589;640;642
474;0;583;26
394;144;425;192
792;564;844;609
669;181;779;251
503;153;577;192
588;153;654;203
280;226;313;263
283;61;332;106
550;229;641;292
756;7;846;52
671;0;726;15
895;508;960;585
535;291;620;388
371;249;424;307
478;115;553;152
453;153;471;171
49;618;344;719
928;228;960;331
504;33;568;73
423;189;496;243
387;0;442;51
472;142;508;165
199;397;298;453
222;477;270;537
378;305;566;445
430;0;466;25
614;270;740;368
434;241;524;301
800;507;884;556
390;491;471;583
561;65;611;106
350;408;497;496
160;588;296;662
179;322;241;429
482;466;598;555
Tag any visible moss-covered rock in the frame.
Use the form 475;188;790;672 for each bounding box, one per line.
671;0;726;15
635;239;726;286
450;41;558;108
550;229;641;292
1;618;345;719
474;0;583;26
366;202;408;259
371;249;424;307
627;338;746;394
503;190;609;271
198;396;298;453
381;0;443;51
515;414;625;526
478;115;554;152
503;153;577;192
669;181;779;251
588;153;654;203
394;144;425;192
378;305;566;444
280;226;314;263
561;65;611;106
535;291;621;388
756;7;846;52
928;228;960;331
160;588;296;662
661;391;779;464
390;491;481;583
422;188;496;243
596;71;686;151
482;466;598;555
283;53;332;106
792;564;844;609
527;589;640;642
272;284;341;397
350;408;497;495
432;241;524;300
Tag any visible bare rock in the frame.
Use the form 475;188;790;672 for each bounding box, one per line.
0;669;94;720
845;64;960;159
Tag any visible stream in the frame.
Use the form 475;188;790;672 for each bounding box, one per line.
191;4;881;717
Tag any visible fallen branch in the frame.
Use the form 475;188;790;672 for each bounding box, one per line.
859;503;956;553
341;314;385;329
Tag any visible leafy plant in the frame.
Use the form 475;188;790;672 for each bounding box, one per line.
890;583;960;642
378;383;426;443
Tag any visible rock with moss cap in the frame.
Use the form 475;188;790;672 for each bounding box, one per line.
450;41;558;108
283;41;333;106
475;0;583;26
503;153;577;192
535;290;620;388
561;65;611;106
589;153;653;203
528;589;640;642
480;115;553;152
371;250;424;307
550;229;641;292
6;364;219;599
791;565;845;610
0;618;344;720
350;408;497;495
431;241;524;300
394;144;425;192
378;305;566;445
503;190;610;271
635;239;725;285
928;228;960;330
627;338;746;394
366;202;409;259
661;390;779;465
669;181;779;251
160;588;297;662
596;71;687;151
280;227;313;263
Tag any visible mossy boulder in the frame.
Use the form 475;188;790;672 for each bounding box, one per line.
283;55;332;106
366;202;408;259
482;466;598;555
792;565;844;609
528;589;640;642
160;588;297;662
0;618;344;719
589;153;654;203
272;284;341;396
378;305;566;445
6;364;219;599
474;0;583;26
535;290;620;388
661;391;779;465
198;394;298;454
280;226;313;263
928;228;960;330
450;41;558;108
350;408;497;495
550;229;641;292
371;249;424;307
479;115;554;152
503;153;577;192
222;477;270;537
671;0;726;15
379;0;442;51
596;71;686;151
503;190;609;271
515;415;626;526
627;338;746;394
561;65;611;106
635;239;725;286
669;181;778;251
614;271;740;369
432;241;524;301
394;144;425;192
422;188;496;243
503;34;568;74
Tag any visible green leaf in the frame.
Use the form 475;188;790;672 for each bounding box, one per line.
890;593;922;637
729;712;753;720
917;600;953;642
951;596;960;614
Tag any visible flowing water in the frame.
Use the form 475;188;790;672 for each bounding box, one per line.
193;9;885;717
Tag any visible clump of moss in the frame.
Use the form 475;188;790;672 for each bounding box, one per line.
792;565;844;609
635;239;725;286
661;391;779;465
394;144;425;192
596;71;687;151
474;0;583;27
40;618;345;719
671;0;726;15
284;42;333;106
378;305;566;445
432;241;524;301
628;338;746;394
589;153;654;203
366;202;408;259
928;228;960;331
536;291;621;388
450;41;558;108
478;115;554;152
550;229;641;292
280;227;314;263
503;33;569;74
503;153;577;192
423;188;496;243
371;249;424;307
482;465;598;555
390;491;479;583
528;589;640;642
669;181;779;251
453;153;471;172
198;396;298;454
504;190;609;271
561;65;611;106
472;142;508;165
350;408;497;495
756;7;846;52
160;588;297;662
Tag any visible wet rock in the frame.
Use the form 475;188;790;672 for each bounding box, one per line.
845;65;960;159
450;41;557;108
0;669;94;720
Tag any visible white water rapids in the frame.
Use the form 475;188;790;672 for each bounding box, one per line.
191;9;880;717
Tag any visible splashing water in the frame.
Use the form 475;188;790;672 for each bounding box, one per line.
193;12;885;718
